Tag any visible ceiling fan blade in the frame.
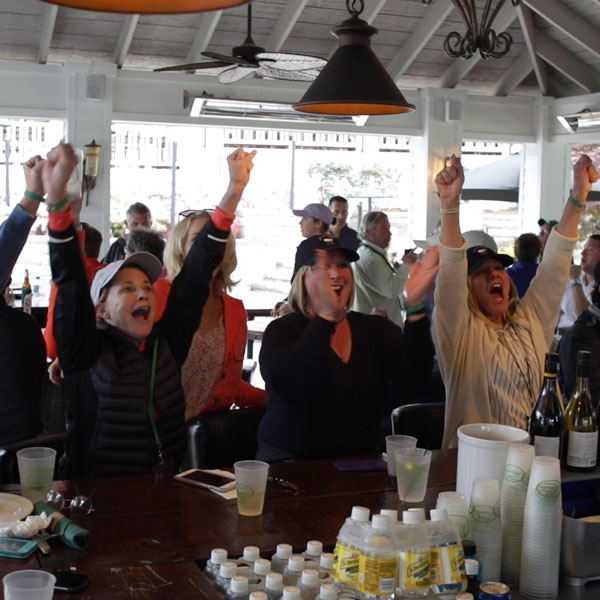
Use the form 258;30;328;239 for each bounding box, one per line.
257;65;321;82
218;66;256;84
202;51;255;67
154;61;230;72
256;52;327;71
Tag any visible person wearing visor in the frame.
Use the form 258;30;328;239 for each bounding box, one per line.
46;142;256;478
433;154;598;448
257;233;438;462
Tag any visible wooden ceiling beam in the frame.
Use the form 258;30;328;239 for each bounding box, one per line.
361;0;388;24
516;3;548;95
491;51;532;96
38;4;58;65
114;14;139;69
266;0;309;52
186;11;223;64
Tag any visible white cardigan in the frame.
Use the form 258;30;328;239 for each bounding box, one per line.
432;229;576;448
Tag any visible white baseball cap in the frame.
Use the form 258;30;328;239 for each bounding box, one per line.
90;252;162;305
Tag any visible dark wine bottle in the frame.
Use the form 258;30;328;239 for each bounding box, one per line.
564;350;598;472
529;353;564;459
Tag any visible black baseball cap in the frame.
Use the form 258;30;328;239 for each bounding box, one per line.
296;234;359;269
467;245;514;275
538;218;558;228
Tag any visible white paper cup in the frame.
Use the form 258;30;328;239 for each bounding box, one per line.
385;434;417;477
234;460;269;517
3;570;56;600
456;423;529;503
16;447;56;503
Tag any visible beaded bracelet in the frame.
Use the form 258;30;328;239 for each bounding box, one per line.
47;196;70;213
440;206;459;215
24;190;45;203
568;195;585;210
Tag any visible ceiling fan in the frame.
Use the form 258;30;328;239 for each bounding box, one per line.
155;4;326;84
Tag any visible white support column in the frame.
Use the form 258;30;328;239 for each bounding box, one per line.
520;97;571;233
64;63;117;255
410;88;465;244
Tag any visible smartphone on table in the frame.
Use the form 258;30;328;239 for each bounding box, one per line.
175;469;236;492
0;537;38;559
50;570;89;593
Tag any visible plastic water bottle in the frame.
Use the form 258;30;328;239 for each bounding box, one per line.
379;509;398;522
227;576;250;600
206;548;228;579
251;592;269;600
283;556;305;586
265;573;284;600
303;541;323;565
282;586;301;600
397;511;431;599
272;544;294;574
330;505;370;593
315;583;338;600
317;553;335;579
429;508;467;598
298;569;320;600
358;514;397;599
249;559;272;590
217;562;239;592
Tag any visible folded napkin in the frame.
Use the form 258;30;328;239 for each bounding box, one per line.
33;502;90;551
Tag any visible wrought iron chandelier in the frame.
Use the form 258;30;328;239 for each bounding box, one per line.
423;0;521;60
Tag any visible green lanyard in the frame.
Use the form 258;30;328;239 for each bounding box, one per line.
147;339;164;466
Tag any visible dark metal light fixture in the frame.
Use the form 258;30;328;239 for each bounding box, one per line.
40;0;250;15
293;0;415;116
422;0;521;60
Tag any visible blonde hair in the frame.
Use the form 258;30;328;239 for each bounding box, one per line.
288;264;355;318
164;212;237;293
467;273;518;325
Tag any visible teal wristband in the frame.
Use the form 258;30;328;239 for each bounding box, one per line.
406;301;426;315
24;190;45;203
47;196;70;213
568;195;585;209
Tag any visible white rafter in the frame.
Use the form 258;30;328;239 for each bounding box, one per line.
388;0;452;81
38;4;58;65
438;0;518;88
266;0;309;52
491;51;532;96
113;14;139;69
522;0;600;59
515;3;548;95
186;11;223;64
361;0;388;24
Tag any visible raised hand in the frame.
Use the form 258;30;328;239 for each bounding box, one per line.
311;249;347;323
42;142;79;207
220;147;257;216
572;154;599;202
405;245;440;308
23;155;45;197
434;154;464;208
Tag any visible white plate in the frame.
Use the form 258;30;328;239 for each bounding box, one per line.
0;493;34;524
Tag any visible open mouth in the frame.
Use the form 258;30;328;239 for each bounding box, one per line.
332;285;343;297
132;306;151;320
490;283;503;298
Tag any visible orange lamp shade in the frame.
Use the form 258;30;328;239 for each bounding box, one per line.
40;0;251;14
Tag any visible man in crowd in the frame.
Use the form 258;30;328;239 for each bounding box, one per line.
506;233;541;298
352;211;410;328
538;217;558;256
557;234;600;334
328;195;359;251
102;202;152;263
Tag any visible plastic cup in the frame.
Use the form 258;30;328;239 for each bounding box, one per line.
16;447;56;503
395;448;431;503
3;570;56;600
436;491;470;538
385;434;417;477
234;460;269;517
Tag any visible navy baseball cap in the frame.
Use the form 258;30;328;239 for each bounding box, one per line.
467;246;513;275
296;234;359;269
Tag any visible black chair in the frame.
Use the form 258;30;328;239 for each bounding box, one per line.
391;402;445;450
185;408;265;470
0;433;66;484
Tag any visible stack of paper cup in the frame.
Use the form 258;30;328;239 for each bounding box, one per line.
519;456;562;600
501;443;535;586
436;491;470;539
469;478;502;582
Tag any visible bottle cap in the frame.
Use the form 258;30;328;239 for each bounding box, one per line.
456;594;474;600
231;576;249;593
250;593;268;600
319;584;338;600
320;553;335;569
402;510;423;525
220;562;238;578
465;558;479;575
379;509;398;521
276;543;293;559
407;507;425;518
350;506;370;522
305;540;323;556
266;573;283;591
301;569;319;586
283;586;301;600
243;546;260;561
371;514;390;530
430;508;448;522
253;558;271;575
210;548;228;564
287;555;305;572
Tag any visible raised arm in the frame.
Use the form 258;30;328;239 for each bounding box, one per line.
435;154;465;248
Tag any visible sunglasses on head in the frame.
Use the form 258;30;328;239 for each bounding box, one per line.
178;208;214;220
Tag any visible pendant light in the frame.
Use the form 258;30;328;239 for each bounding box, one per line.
40;0;251;15
293;0;415;116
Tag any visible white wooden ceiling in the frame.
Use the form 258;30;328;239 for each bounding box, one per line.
1;0;599;99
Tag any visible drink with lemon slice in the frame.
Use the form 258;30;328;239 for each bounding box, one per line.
234;460;269;516
395;448;432;503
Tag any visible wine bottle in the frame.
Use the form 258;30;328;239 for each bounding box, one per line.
563;350;598;472
529;353;564;459
21;269;32;315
